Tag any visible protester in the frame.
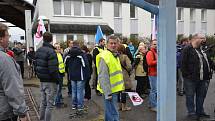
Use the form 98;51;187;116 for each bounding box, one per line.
181;33;213;120
27;47;35;66
93;38;105;96
121;37;134;63
81;45;93;101
54;43;66;108
133;43;149;98
13;42;25;78
63;39;73;96
35;32;60;121
65;41;91;116
0;23;28;121
117;44;132;111
146;39;158;112
177;38;189;96
96;35;124;121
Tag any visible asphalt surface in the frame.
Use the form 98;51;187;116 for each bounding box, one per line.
24;75;215;121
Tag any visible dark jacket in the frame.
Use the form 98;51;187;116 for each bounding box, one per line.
176;45;182;69
13;47;24;62
27;51;35;65
35;42;60;83
66;46;91;81
86;53;93;75
181;44;212;81
92;45;104;65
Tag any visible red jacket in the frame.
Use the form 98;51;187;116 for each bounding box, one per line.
146;48;157;76
6;50;14;58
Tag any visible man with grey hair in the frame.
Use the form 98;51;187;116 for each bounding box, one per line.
0;23;28;121
181;32;213;120
96;35;124;121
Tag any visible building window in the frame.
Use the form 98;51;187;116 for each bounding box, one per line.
87;35;95;43
53;0;62;15
63;0;71;15
178;8;183;20
94;1;101;16
201;9;207;21
74;1;82;16
84;0;92;16
67;35;74;41
190;8;195;21
77;34;84;41
130;4;136;18
114;2;121;17
56;34;64;43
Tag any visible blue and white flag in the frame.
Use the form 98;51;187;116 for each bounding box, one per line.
95;25;104;44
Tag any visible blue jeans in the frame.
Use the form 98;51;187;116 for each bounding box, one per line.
148;76;157;108
55;76;63;105
177;68;184;93
104;93;119;121
39;82;57;121
71;80;85;109
184;78;208;115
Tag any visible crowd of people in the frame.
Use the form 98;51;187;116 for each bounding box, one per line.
0;21;215;121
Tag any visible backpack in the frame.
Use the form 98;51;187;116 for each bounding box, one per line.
142;51;156;75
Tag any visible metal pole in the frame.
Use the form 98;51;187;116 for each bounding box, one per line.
158;0;176;120
129;0;159;15
25;10;33;50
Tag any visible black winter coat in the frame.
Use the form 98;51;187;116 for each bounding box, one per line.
66;46;91;81
35;42;60;83
181;44;213;81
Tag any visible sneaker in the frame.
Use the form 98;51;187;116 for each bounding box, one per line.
72;105;77;110
178;92;184;96
198;113;210;118
187;113;198;120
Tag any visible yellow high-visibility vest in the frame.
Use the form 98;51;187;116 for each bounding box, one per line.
95;46;104;53
56;53;65;73
96;50;124;93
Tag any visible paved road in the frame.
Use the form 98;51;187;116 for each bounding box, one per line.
25;75;215;121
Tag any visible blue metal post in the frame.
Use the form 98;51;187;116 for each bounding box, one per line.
129;0;159;15
158;0;176;120
129;0;176;121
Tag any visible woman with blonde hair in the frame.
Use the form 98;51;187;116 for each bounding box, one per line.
133;43;150;98
117;44;132;111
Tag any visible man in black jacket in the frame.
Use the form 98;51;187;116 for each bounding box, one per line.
65;41;91;116
181;33;212;120
92;38;105;96
35;32;60;121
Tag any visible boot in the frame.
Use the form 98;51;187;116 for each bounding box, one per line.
118;103;122;111
121;103;131;111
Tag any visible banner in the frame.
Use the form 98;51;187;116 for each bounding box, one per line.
34;18;46;46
